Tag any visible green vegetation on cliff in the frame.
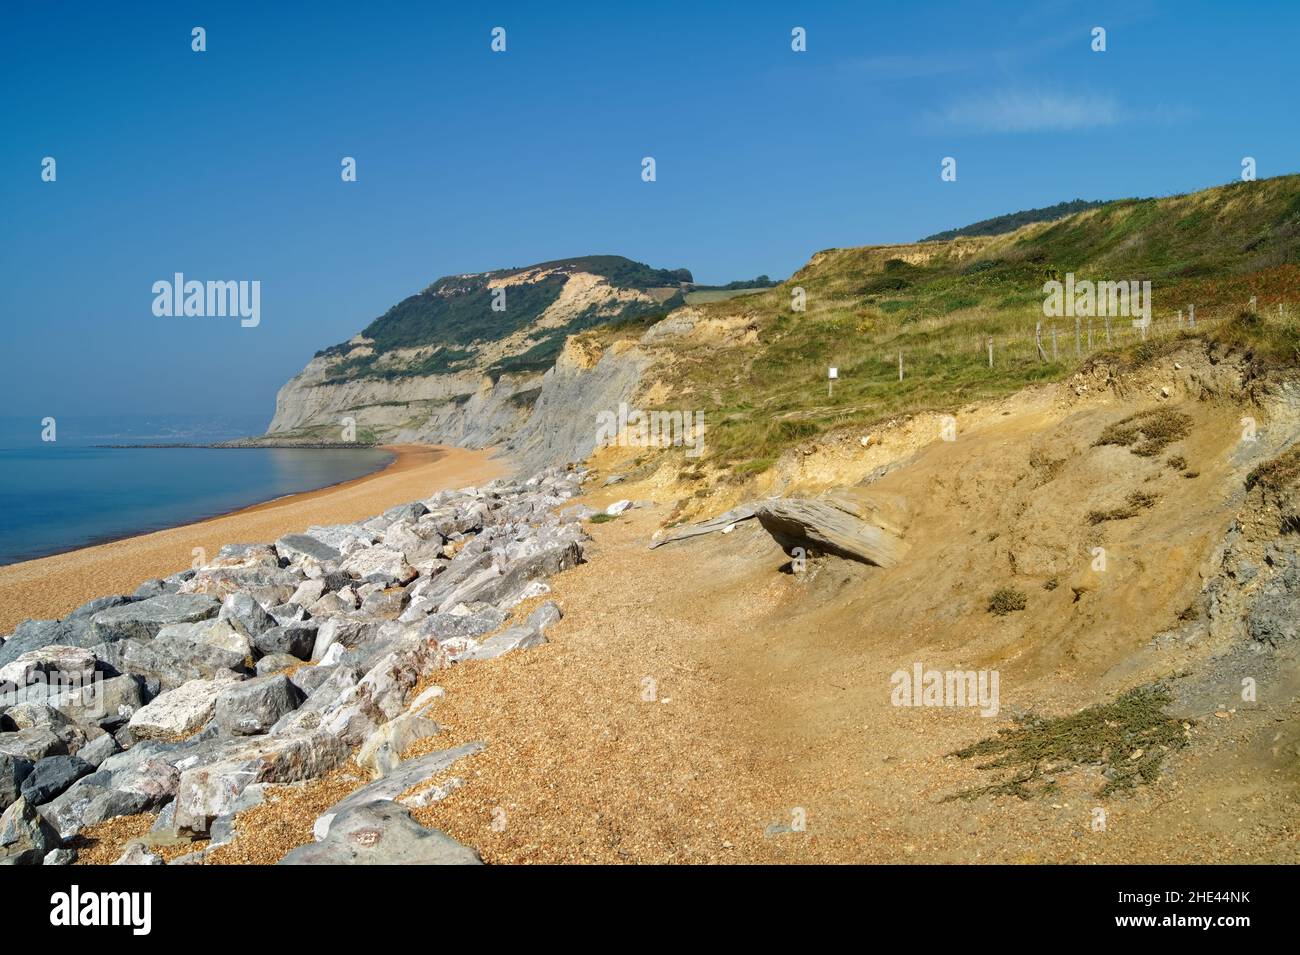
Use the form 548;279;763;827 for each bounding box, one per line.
639;175;1300;474
314;255;689;382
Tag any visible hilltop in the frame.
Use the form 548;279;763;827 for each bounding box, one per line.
920;198;1110;242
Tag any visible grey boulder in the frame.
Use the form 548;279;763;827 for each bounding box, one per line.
255;653;301;677
0;619;94;669
458;625;545;662
253;622;318;660
49;674;144;730
0;796;61;865
0;726;78;763
214;675;301;737
316;742;483;836
1;753;34;812
218;592;275;638
280;800;480;865
20;755;93;805
754;497;906;567
39;782;153;841
113;634;249;691
90;594;220;643
276;533;341;564
76;733;120;768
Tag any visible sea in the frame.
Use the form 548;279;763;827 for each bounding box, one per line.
0;414;394;566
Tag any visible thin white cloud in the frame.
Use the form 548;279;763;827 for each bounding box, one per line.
926;89;1123;133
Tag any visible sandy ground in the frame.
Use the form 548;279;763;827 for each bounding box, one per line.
0;445;506;634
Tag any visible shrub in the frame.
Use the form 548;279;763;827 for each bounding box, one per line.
945;683;1188;800
1087;489;1159;524
1246;444;1300;492
1094;408;1193;457
988;587;1028;615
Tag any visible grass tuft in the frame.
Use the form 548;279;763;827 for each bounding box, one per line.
945;683;1190;801
1212;309;1300;365
1087;489;1160;525
1094;408;1193;457
1246;444;1300;492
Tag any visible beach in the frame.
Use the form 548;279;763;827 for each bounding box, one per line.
0;444;507;634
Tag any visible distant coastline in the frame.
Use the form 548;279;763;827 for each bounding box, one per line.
94;441;380;449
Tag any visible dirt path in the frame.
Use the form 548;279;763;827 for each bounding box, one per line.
0;445;507;633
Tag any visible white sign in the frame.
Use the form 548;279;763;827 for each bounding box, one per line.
828;367;838;379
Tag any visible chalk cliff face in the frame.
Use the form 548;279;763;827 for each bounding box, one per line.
266;256;687;460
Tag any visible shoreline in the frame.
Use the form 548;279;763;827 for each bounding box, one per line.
0;444;508;634
1;447;400;568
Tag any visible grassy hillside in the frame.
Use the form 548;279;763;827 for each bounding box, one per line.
921;199;1109;242
618;175;1300;475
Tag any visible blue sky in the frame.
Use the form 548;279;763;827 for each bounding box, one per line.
2;0;1297;420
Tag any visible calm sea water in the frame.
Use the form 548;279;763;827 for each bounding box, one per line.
0;415;394;566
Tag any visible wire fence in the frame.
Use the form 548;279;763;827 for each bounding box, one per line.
826;301;1278;387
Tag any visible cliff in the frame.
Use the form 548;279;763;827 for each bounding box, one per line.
266;256;686;458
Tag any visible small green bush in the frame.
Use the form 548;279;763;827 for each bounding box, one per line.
988;587;1028;615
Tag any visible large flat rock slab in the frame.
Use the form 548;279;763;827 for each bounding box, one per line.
90;594;220;643
755;498;905;567
649;504;759;548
